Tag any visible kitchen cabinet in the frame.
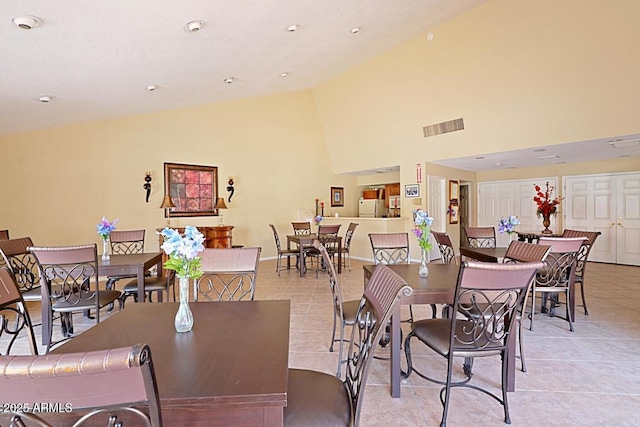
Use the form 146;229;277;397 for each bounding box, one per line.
385;183;401;208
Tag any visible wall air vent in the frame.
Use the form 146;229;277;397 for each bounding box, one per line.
423;118;464;137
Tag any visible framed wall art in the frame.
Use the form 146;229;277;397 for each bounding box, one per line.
164;162;219;217
405;184;419;198
331;187;344;207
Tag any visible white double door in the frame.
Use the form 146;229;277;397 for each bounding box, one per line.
477;178;558;247
564;173;640;265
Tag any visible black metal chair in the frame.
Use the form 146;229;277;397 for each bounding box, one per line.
561;229;600;315
0;268;38;355
308;224;341;278
29;244;122;352
431;231;456;265
403;261;542;426
0;344;162;426
105;229;171;305
0;237;42;303
529;237;585;332
464;226;497;248
269;224;300;276
195;247;261;301
315;241;360;378
341;222;358;271
284;264;411;427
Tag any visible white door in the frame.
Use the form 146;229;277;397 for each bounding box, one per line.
478;178;558;247
427;175;446;260
615;174;640;265
564;173;640;266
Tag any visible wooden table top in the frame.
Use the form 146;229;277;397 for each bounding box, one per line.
53;301;290;408
363;263;458;305
459;247;507;263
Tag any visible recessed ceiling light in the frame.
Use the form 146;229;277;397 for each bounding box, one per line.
13;15;41;30
351;27;360;34
286;24;298;32
146;85;158;92
539;155;560;160
223;77;234;84
184;20;203;33
279;72;288;78
426;32;434;41
495;162;502;166
37;95;53;103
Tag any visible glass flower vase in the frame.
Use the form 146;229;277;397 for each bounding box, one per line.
419;248;429;278
175;277;194;333
101;237;110;262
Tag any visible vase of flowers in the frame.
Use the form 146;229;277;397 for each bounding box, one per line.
533;182;564;234
412;210;434;278
498;215;521;243
160;226;205;333
314;215;323;230
96;216;118;262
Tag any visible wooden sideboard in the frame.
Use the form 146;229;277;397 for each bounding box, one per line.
157;226;234;268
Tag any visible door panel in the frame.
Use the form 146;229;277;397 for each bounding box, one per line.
616;175;640;265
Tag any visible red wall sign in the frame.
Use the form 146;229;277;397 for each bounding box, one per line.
416;163;422;184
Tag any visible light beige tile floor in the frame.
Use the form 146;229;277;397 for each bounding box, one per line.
8;259;640;426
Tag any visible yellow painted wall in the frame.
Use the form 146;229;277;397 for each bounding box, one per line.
312;0;640;173
0;91;359;255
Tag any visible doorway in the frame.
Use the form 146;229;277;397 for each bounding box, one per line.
459;183;470;247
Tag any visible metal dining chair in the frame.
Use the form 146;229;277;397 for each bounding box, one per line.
29;244;122;352
561;229;600;315
464;226;497;248
0;343;162;426
195;247;261;301
341;222;358;271
284;264;411;427
269;224;300;276
0;268;38;355
0;237;42;303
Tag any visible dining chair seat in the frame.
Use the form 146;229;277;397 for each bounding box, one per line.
120;275;172;305
285;368;351;426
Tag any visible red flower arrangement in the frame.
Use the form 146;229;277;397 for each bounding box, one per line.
533;182;563;218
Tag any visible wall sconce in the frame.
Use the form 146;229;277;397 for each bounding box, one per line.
215;197;228;226
226;177;235;202
159;194;176;226
143;172;152;203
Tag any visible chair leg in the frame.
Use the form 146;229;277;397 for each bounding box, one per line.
501;350;511;424
518;315;526;372
579;279;589;315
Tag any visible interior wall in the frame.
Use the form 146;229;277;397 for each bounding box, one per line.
0;91;358;256
312;0;640;179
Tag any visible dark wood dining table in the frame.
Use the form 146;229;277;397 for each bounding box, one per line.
459;246;507;263
98;252;164;303
517;231;563;243
52;300;290;426
286;234;342;276
363;262;520;397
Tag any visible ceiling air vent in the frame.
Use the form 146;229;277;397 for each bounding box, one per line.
423;118;464;137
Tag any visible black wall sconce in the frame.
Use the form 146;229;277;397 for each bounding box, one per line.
227;177;235;202
143;172;152;203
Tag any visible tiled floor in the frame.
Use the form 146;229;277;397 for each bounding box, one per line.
9;259;640;426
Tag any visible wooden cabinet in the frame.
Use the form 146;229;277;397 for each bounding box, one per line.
157;226;234;267
384;183;401;208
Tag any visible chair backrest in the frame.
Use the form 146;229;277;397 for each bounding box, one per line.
29;244;101;316
292;222;312;235
431;231;455;264
315;241;345;323
452;261;543;353
536;237;586;288
347;264;411;426
318;224;341;235
369;233;410;264
464;226;497;248
0;343;162;426
0;230;8;240
196;247;261;301
110;229;146;254
0;237;40;297
503;240;552;263
343;223;359;251
0;268;38;355
561;229;600;280
317;224;341;254
269;224;283;252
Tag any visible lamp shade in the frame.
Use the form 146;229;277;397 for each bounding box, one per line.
159;195;176;209
215;198;228;210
